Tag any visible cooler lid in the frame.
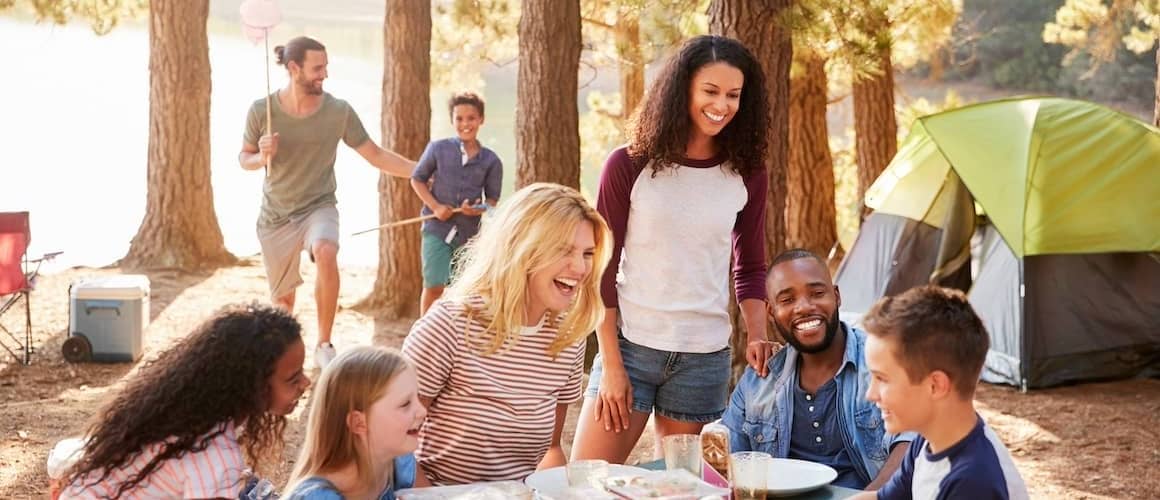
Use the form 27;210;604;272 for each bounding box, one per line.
71;274;150;301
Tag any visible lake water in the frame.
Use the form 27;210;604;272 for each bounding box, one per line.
1;4;609;272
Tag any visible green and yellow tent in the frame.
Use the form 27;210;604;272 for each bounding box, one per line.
836;97;1160;389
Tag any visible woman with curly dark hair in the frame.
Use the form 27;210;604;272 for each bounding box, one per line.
571;35;778;464
61;302;310;499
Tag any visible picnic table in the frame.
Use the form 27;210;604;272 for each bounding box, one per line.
637;459;861;499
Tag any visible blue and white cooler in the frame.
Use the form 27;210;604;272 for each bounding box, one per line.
64;275;150;363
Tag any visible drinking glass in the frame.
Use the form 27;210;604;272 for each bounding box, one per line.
663;433;703;479
730;451;771;500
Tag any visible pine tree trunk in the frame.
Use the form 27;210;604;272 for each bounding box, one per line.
709;0;792;382
786;53;836;256
358;0;431;319
1153;42;1159;127
616;14;644;119
121;0;235;271
928;46;946;82
516;0;581;189
853;28;897;219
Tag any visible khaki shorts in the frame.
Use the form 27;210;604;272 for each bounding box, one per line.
257;205;340;301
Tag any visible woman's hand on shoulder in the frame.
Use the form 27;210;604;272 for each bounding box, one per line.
745;339;782;378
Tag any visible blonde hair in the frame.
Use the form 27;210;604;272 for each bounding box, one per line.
446;182;612;356
284;347;410;496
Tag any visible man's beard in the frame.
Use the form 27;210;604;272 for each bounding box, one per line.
297;77;323;95
774;309;841;354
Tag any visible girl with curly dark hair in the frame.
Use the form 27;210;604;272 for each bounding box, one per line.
571;35;777;464
61;302;310;499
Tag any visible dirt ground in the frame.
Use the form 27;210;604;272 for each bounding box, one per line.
1;262;1157;499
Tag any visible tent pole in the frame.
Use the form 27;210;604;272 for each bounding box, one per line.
1018;259;1028;393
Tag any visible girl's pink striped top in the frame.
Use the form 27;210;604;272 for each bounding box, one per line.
402;297;584;485
61;423;247;499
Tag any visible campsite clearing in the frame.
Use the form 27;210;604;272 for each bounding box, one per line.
1;261;1157;499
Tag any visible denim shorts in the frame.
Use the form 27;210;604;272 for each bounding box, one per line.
584;332;731;423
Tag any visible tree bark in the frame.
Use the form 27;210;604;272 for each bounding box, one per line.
516;0;582;189
853;20;897;219
615;13;644;119
709;0;792;381
121;0;235;270
787;52;836;256
358;0;431;319
927;46;946;82
1154;42;1159;127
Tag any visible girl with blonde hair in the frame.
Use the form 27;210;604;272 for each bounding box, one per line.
401;182;611;484
284;346;428;499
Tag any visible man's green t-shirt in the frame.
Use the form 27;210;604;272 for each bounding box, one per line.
244;92;371;227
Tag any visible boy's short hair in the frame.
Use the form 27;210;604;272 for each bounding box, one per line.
862;285;989;399
448;91;485;117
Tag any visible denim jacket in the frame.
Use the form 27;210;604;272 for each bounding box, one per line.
721;322;914;486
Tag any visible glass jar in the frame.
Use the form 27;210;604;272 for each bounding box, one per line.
700;421;731;479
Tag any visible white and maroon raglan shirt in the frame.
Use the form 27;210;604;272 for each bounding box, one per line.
597;146;767;353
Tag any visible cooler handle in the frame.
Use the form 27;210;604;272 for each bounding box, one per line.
85;305;121;316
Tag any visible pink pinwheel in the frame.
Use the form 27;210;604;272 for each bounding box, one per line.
242;23;269;45
240;0;282;44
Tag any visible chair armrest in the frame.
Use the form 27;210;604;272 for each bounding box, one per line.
28;251;63;264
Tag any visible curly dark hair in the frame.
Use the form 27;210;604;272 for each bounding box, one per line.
448;90;486;117
64;302;303;499
627;35;769;178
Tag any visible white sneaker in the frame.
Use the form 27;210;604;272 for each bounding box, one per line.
315;343;337;370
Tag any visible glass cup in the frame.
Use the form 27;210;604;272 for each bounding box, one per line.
566;459;610;488
730;451;771;500
663;433;703;479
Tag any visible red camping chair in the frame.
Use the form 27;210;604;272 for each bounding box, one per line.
0;212;60;365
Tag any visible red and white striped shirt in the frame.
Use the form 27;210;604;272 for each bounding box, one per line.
61;423;247;500
402;298;584;485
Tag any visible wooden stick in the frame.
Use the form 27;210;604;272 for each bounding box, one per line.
351;208;464;236
264;29;272;177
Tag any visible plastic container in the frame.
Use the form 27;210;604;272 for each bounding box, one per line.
67;275;150;362
47;437;86;499
700;420;731;479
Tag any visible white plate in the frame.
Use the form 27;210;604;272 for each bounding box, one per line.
764;458;838;497
524;464;648;496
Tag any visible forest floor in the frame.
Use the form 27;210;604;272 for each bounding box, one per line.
1;261;1157;498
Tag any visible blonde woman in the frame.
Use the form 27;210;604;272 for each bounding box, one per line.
284;347;429;499
401;183;612;485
